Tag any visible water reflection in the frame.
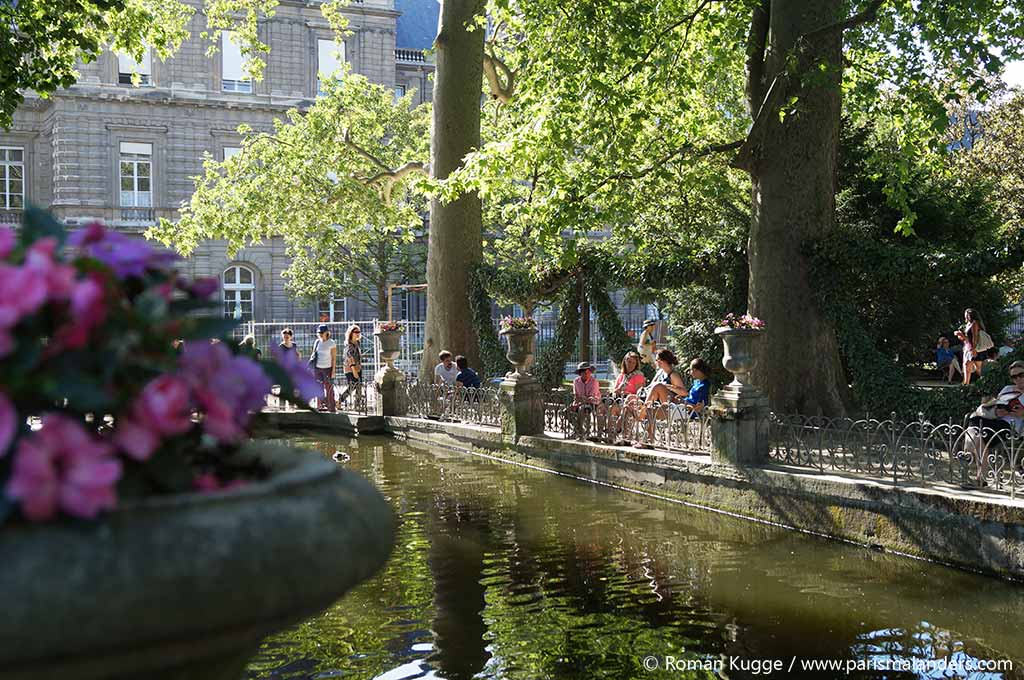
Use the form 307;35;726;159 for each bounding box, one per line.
247;435;1024;680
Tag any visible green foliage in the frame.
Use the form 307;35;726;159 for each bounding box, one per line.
533;284;580;389
584;273;633;369
469;264;509;379
150;74;430;313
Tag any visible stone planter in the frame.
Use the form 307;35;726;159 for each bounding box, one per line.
0;442;395;680
374;328;403;370
714;326;764;388
499;327;538;377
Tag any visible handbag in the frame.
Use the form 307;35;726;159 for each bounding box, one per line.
308;339;320;369
975;329;995;354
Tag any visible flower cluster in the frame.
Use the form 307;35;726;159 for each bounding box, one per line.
0;210;319;524
376;320;405;333
499;316;537;332
719;313;766;330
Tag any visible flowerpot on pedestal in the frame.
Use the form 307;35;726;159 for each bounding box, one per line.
499;328;538;379
711;327;769;465
498;328;542;439
0;442;396;680
373;328;406;416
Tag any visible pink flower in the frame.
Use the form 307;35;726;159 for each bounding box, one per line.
0;391;16;458
192;473;220;492
0;227;15;258
114;375;194;460
112;420;161;461
0;264;48;326
24;237;75;300
179;343;272;442
51;276;108;350
5;414;122;521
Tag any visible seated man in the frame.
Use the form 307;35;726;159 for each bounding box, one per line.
570;362;603;437
935;336;962;383
434;350;459;387
455;355;481;389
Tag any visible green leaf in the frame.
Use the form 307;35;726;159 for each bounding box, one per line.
19;204;67;247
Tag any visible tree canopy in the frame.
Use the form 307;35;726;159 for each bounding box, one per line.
150;74;431;315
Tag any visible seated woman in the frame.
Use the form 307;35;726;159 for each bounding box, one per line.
609;351;646;444
633;349;687;448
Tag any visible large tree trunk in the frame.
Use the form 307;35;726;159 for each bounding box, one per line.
745;0;849;415
421;0;485;376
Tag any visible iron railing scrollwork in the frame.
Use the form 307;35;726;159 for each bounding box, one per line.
768;412;1024;497
405;381;501;427
543;392;713;453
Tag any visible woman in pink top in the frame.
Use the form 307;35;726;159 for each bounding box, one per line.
612;351;646;396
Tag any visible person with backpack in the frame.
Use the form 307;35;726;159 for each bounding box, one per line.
309;324;337;412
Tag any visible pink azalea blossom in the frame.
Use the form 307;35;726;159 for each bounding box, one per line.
188;277;219;299
0;227;14;258
68;222;178;279
114;375;194;460
0;391;16;458
24;237;76;300
51;276;108;350
5;414;122;521
179;343;272;442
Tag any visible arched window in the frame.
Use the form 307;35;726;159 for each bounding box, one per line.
223;265;255;320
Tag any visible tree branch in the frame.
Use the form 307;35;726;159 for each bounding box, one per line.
341;128;429;204
800;0;885;43
482;50;516;103
744;0;770;118
588;139;744;198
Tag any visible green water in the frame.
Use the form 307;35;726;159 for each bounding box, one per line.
246;434;1024;679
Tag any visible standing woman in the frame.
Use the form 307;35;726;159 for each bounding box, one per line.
337;324;363;406
310;324;337;412
955;309;985;385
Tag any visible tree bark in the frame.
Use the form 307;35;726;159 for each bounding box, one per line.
421;0;486;376
745;0;849;415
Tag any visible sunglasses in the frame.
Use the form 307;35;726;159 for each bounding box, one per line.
1011;372;1024;379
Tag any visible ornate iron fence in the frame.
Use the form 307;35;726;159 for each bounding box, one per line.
769;413;1024;497
543;392;713;453
405;381;502;427
266;378;377;416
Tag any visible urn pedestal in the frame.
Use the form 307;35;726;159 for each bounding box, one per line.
499;328;543;439
711;327;769;466
373;329;406;416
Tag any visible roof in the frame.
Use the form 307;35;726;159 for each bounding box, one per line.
395;0;439;51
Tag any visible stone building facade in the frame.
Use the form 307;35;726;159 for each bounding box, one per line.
0;0;438;324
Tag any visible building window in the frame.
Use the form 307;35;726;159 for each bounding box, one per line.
394;84;407;102
1;147;24;210
119;142;152;207
117;48;151;85
223;265;255;320
223;146;241;161
222;31;252;93
317;39;345;95
318;295;347;322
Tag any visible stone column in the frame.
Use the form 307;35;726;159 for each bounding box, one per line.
499;373;543;440
374;366;407;417
710;383;769;465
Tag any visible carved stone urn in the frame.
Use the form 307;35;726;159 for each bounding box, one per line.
500;328;538;378
374;329;403;370
714;327;765;388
